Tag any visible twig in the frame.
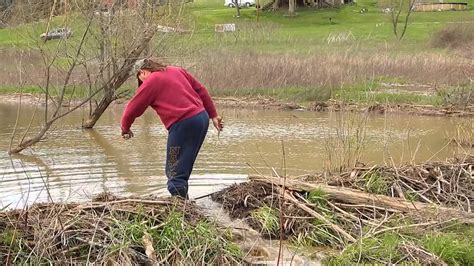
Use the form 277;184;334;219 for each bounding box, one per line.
334;203;401;213
370;221;441;237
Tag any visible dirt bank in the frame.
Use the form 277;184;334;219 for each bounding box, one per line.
214;97;474;117
2;94;473;117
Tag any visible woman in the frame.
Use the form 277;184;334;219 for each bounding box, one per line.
120;58;223;198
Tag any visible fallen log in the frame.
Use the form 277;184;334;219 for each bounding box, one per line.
249;175;474;224
279;188;357;243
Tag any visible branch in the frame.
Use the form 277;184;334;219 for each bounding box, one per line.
52;14;94;118
399;0;416;40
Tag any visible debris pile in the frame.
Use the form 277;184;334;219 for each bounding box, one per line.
212;156;474;264
1;194;242;264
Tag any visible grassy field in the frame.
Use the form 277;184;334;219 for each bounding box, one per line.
185;0;474;51
1;0;473;49
0;0;473;106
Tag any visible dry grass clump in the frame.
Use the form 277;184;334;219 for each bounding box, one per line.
0;194;242;264
194;50;469;95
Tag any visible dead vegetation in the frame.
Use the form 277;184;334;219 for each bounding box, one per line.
195;50;470;95
447;118;473;148
0;194;242;264
212;156;474;264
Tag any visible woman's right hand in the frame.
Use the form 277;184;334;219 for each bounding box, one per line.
122;130;134;139
212;116;224;132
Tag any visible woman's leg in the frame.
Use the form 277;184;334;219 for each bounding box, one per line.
165;111;209;198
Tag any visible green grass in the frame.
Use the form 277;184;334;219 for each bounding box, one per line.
110;210;241;263
2;0;473;51
0;85;97;99
0;85;42;94
250;205;280;235
210;81;461;107
436;86;474;107
185;0;474;51
325;222;474;265
306;188;328;207
422;233;474;265
334;83;444;106
0;15;87;47
0;228;20;254
293;189;345;248
0;83;136;100
0;82;450;107
325;232;406;265
334;83;473;107
364;171;389;194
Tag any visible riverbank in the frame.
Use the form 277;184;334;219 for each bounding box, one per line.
214;97;474;117
1;93;473;118
2;156;473;264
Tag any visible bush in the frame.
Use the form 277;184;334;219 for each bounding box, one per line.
432;24;474;49
436;86;474;107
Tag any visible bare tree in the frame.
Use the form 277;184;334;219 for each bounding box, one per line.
387;0;416;40
9;0;187;154
272;0;280;10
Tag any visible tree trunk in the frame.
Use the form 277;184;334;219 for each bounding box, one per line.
272;0;280;10
288;0;295;15
9;122;52;154
83;89;115;129
82;28;157;129
399;0;415;40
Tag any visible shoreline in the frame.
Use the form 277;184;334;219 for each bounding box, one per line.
1;93;473;117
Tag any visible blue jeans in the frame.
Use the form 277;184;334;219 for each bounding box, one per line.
166;111;209;198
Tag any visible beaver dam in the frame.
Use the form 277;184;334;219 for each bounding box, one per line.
1;156;473;264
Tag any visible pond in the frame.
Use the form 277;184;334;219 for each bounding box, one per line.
0;101;470;208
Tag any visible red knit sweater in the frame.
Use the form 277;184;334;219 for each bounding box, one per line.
121;66;218;132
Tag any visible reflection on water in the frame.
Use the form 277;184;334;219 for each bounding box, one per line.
0;102;471;208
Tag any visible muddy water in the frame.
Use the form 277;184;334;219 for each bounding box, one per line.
0;101;471;208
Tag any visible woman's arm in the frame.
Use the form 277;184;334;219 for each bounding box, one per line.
120;80;155;136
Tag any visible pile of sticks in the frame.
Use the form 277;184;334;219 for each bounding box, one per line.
213;157;473;264
316;157;473;211
0;194;237;264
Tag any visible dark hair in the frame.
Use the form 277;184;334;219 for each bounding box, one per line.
137;58;167;87
137;71;143;87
